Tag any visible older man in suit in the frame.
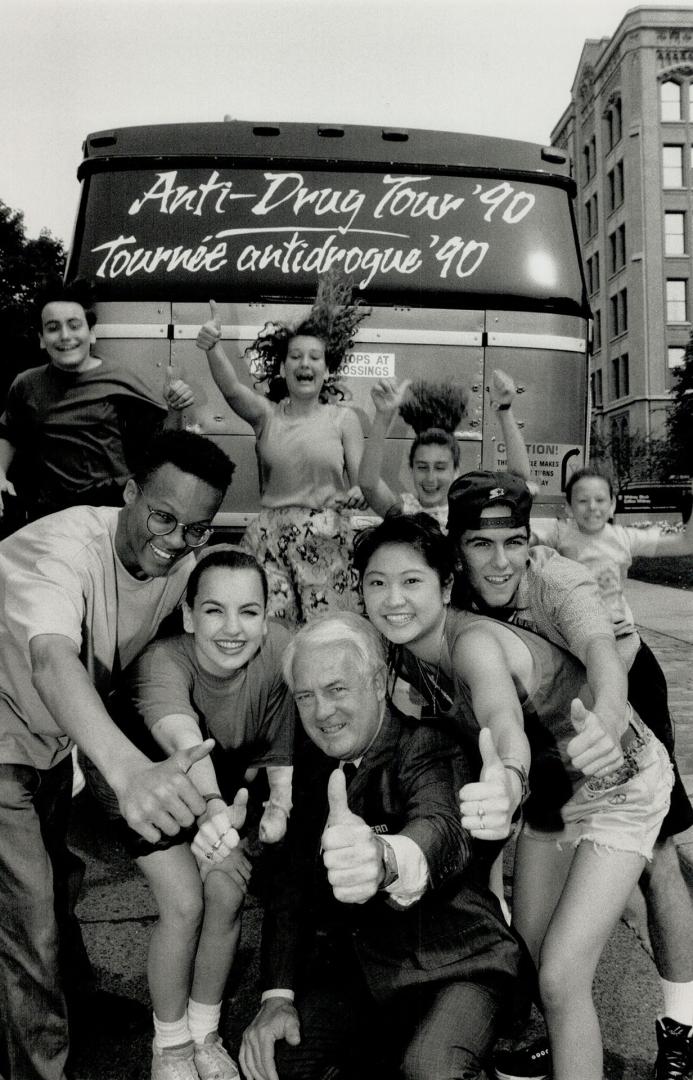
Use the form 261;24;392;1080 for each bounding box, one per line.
239;613;521;1080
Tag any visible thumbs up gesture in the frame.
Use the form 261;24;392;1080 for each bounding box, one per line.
196;299;223;352
566;699;625;778
191;786;249;864
459;728;520;840
321;769;384;903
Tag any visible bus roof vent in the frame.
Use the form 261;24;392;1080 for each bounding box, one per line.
541;146;567;164
318;127;345;138
252;125;281;137
382;129;409;142
90;133;117;148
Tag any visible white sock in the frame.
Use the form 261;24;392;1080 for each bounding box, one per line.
660;978;693;1027
188;998;222;1044
153;1012;191;1051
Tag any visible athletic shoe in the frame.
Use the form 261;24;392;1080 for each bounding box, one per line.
494;1037;551;1080
194;1034;240;1080
151;1040;199;1080
655;1017;693;1079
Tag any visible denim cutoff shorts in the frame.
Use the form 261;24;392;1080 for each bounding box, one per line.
522;714;674;860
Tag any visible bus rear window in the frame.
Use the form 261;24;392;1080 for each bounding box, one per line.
72;166;583;311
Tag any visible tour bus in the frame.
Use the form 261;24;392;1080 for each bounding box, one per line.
65;120;590;532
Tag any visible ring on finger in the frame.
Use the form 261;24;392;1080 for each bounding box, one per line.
212;837;225;851
205;850;215;861
478;803;485;821
478;817;486;830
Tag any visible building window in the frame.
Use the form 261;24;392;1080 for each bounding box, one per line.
661;79;682;121
668;346;686;369
620;354;629;396
586;253;600;294
607;162;624;212
611;356;627;399
591;194;599;235
666;279;688;322
583;144;591;181
609;224;626;273
665;212;686;255
610;288;628;337
591;368;603;407
607;169;615;211
584;200;591;242
594;309;601;352
605;97;623;151
663;145;684;187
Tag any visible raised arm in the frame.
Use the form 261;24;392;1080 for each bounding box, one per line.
650;482;693;556
489;369;533;485
196;300;271;429
452;627;531;833
358;379;410;516
162;369;195;430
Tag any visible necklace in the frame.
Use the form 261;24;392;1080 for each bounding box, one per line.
414;609;454;713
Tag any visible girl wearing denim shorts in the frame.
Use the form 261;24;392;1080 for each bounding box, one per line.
354;511;673;1080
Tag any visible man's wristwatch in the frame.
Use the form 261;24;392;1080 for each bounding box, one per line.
377;836;399;890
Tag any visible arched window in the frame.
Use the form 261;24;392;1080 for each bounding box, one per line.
661;80;682;122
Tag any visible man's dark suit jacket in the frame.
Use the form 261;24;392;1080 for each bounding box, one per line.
260;705;521;1006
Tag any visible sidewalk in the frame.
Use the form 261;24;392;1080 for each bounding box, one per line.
625;579;693;874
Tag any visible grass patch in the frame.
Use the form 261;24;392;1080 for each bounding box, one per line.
630;555;693;591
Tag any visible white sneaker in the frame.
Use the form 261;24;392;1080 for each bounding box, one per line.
194;1034;240;1080
151;1040;199;1080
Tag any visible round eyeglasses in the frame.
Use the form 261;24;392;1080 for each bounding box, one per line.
137;485;213;548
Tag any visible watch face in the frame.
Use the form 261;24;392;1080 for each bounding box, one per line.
379;837;399;890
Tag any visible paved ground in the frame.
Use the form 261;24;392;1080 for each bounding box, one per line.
65;580;693;1079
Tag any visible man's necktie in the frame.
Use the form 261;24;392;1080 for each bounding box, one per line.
342;762;358;787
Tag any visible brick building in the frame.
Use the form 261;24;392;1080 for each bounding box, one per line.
551;5;693;454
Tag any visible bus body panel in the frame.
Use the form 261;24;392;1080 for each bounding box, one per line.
67;121;590;527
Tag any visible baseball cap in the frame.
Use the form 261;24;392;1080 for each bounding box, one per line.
447;471;532;535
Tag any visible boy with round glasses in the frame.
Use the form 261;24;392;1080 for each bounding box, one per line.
0;429;234;1080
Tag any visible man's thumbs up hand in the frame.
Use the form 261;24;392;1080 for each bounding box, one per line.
566;699;625;778
321;769;383;903
326;768;360;827
196;299;223;352
459;727;521;839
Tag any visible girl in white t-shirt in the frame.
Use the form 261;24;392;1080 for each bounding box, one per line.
531;466;693;1061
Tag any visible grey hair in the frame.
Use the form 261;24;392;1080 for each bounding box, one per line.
282;613;386;691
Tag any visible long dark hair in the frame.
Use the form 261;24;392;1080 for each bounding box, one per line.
245;270;370;402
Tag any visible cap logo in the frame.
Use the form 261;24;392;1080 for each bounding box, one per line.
489;487;505;499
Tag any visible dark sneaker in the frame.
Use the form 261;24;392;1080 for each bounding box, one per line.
495;1038;551;1080
655;1017;693;1079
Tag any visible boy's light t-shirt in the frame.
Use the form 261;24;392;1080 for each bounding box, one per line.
0;506;193;770
531;518;661;657
400;492;449;532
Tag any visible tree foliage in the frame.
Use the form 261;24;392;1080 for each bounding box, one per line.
589;425;671;487
0;200;66;400
666;329;693;478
